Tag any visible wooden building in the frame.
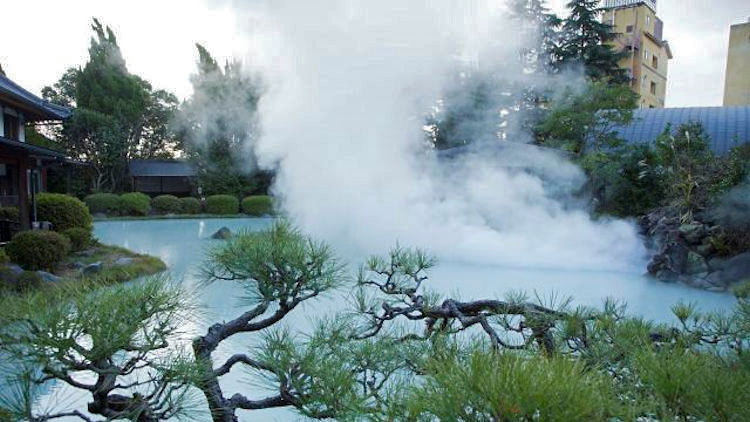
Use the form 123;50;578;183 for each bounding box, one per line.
129;160;196;196
0;73;72;231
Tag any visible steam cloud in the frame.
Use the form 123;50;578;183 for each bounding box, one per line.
219;0;646;271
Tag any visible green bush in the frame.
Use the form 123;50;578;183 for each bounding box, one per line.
180;197;202;214
85;193;122;215
0;248;8;264
37;193;92;232
0;207;19;222
6;230;71;271
206;195;239;215
151;195;182;214
241;195;274;216
120;192;151;216
62;227;94;251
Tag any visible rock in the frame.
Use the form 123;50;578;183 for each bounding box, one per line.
679;223;706;245
37;271;61;283
708;257;728;272
685;251;709;275
68;261;84;270
83;262;103;276
113;257;135;267
695;244;713;256
0;264;23;285
75;248;97;257
719;252;750;285
211;227;232;240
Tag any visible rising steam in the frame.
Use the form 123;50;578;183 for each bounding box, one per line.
217;0;646;271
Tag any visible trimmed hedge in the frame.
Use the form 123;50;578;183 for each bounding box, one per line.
120;192;151;216
85;193;122;215
62;227;94;251
242;195;274;216
37;193;92;232
0;207;19;222
6;230;71;271
206;195;239;215
180;197;202;214
151;195;182;214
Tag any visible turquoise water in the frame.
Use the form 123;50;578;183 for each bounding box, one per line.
33;218;739;421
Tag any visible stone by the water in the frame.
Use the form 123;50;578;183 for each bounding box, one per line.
211;227;232;240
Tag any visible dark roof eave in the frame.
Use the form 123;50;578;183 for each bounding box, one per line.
0;74;73;121
0;136;69;160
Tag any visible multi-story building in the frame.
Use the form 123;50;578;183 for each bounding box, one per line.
601;0;673;108
723;19;750;106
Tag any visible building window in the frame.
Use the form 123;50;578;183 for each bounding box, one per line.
3;114;19;141
650;81;657;95
646;15;651;28
652;55;658;69
626;25;634;33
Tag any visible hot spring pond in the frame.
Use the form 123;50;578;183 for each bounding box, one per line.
34;218;738;421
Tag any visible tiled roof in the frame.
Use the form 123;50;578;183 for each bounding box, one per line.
0;74;72;121
613;106;750;155
129;160;196;177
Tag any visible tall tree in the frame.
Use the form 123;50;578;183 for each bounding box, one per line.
174;44;270;197
43;19;179;192
508;0;562;75
558;0;628;83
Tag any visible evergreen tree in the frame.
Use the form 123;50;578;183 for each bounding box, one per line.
43;19;179;192
559;0;628;83
508;0;562;75
174;44;271;197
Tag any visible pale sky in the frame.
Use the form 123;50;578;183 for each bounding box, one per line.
1;1;748;107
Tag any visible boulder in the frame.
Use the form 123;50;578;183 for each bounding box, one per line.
719;252;750;285
679;223;706;244
83;262;103;276
37;271;61;283
211;227;232;240
685;251;709;275
0;264;24;285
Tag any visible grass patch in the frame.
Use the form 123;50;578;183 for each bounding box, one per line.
0;243;167;295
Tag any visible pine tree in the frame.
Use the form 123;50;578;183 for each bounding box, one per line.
508;0;562;75
559;0;628;83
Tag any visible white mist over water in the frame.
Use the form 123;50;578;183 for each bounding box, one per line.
222;0;647;271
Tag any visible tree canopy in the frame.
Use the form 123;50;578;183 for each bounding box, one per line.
43;19;179;192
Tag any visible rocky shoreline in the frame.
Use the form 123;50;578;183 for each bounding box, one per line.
640;207;750;291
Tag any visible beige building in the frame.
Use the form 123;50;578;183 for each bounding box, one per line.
723;19;750;106
601;0;673;108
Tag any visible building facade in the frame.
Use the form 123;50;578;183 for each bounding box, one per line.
0;73;72;232
601;0;673;109
723;19;750;106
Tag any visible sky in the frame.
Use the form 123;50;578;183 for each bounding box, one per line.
0;0;748;107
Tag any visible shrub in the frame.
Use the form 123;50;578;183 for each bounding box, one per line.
241;195;274;216
85;193;122;215
62;227;94;251
120;192;151;216
180;197;202;214
0;207;19;222
6;230;71;271
37;193;93;232
151;195;182;214
206;195;239;215
0;248;8;264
